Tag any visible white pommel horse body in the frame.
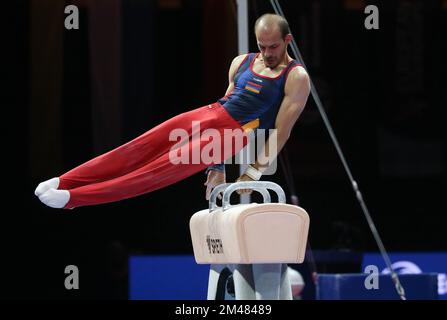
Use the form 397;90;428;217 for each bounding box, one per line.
190;181;310;300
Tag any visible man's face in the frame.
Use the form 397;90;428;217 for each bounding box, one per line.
255;27;291;69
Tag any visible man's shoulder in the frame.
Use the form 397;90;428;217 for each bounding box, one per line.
229;54;252;72
286;64;308;82
284;65;310;97
232;53;251;64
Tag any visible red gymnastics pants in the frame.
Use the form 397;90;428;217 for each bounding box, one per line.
58;102;248;209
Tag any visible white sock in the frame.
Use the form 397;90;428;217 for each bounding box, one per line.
38;189;70;209
34;177;60;196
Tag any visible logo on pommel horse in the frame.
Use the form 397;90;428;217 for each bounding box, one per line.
206;235;224;254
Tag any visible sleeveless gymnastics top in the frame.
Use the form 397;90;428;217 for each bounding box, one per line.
218;52;302;130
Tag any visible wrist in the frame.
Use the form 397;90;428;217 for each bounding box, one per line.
244;165;262;181
205;163;225;175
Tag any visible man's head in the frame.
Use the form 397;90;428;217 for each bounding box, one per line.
254;13;292;69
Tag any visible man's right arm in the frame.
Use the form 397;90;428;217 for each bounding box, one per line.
223;54;248;97
206;54;248;175
204;54;248;199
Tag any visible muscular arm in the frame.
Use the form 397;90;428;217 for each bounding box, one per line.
204;54;248;199
252;66;310;172
205;54;248;174
223;54;248;97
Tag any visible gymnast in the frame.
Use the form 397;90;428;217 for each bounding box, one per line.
35;13;310;209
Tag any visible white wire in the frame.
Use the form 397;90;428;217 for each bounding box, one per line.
270;0;406;300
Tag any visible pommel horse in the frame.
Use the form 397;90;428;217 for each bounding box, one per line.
190;181;310;300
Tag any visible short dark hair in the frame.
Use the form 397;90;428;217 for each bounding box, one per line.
254;14;290;39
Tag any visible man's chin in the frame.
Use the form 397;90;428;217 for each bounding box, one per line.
264;60;275;68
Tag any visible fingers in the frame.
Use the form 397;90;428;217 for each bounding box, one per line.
205;184;213;200
204;175;210;186
236;189;253;195
205;171;226;200
206;183;225;201
208;185;252;200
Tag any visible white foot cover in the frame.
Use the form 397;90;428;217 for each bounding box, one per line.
35;177;60;196
38;189;70;209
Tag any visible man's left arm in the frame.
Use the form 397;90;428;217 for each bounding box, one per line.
237;67;310;185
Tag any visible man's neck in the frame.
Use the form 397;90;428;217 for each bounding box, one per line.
260;54;291;70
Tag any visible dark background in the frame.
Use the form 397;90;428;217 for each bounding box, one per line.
3;0;446;299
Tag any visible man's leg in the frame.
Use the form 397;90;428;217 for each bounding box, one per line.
64;149;205;208
35;103;223;198
64;120;248;209
58;105;218;190
37;103;247;208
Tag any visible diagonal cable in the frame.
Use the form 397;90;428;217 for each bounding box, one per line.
270;0;406;300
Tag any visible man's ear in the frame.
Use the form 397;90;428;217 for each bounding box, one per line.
284;33;293;45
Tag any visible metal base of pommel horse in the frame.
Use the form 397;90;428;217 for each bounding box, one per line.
190;181;310;300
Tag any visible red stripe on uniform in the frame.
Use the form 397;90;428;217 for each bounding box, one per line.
247;81;262;88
